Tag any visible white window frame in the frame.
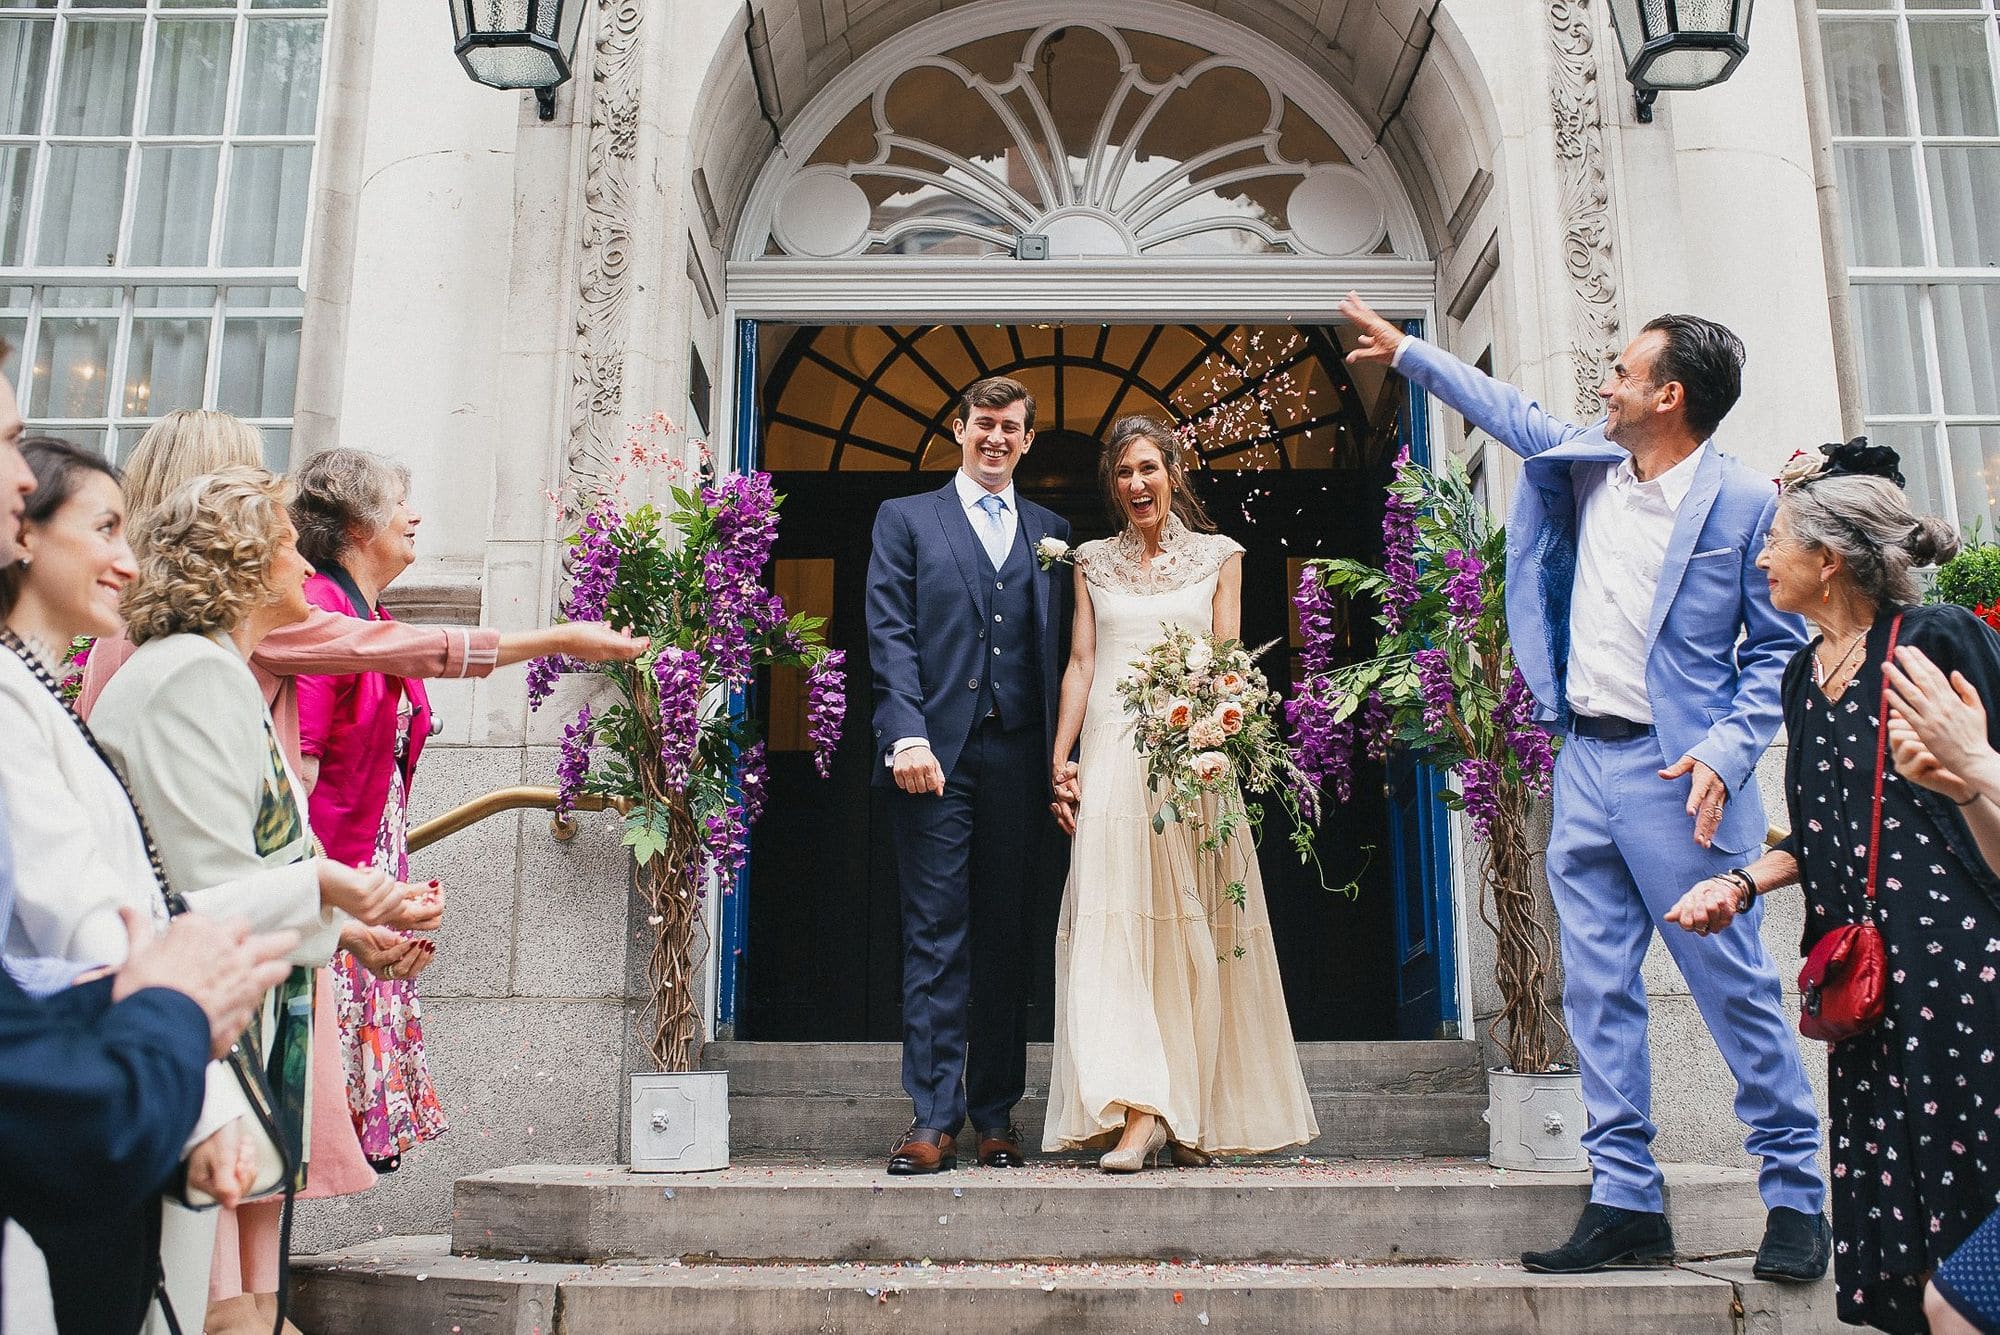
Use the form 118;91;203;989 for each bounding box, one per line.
0;0;329;459
1821;0;2000;528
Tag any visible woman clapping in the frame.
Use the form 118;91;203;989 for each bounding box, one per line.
89;467;411;1335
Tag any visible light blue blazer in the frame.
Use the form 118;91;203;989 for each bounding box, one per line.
1397;338;1805;856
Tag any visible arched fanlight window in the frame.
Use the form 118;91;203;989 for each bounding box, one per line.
758;323;1404;475
758;22;1402;261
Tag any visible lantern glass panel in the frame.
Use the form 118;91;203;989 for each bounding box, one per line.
1663;0;1737;37
467;0;531;33
1638;47;1737;89
463;45;561;89
1606;0;1646;65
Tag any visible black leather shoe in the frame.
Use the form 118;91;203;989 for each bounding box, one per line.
1520;1202;1675;1274
975;1125;1025;1168
1753;1206;1831;1281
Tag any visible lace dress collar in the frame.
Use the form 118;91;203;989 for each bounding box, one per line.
1078;515;1243;596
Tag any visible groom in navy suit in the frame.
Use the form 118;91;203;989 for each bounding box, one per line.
865;375;1070;1174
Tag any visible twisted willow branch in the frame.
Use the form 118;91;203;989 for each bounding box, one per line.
1475;783;1568;1073
633;805;705;1073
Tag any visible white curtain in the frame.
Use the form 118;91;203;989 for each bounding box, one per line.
1837;144;1923;267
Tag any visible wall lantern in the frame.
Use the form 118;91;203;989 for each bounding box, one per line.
1604;0;1754;123
449;0;588;121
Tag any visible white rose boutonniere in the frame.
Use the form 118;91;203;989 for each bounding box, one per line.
1034;536;1073;571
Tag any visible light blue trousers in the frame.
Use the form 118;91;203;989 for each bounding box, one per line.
1547;732;1825;1215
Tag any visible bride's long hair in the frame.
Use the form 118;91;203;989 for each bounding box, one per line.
1098;415;1217;535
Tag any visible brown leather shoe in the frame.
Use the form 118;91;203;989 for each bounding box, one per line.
887;1124;956;1174
975;1124;1026;1168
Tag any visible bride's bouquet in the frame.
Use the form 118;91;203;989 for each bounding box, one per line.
1116;626;1321;943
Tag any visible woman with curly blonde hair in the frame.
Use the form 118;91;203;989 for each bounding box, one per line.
92;467;411;1335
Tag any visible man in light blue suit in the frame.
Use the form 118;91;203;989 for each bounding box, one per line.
1341;294;1829;1280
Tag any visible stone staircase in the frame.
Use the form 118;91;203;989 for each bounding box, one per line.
292;1041;1843;1332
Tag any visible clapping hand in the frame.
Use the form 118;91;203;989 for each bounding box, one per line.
317;860;405;925
340;922;433;983
387;879;445;933
1885;645;1997;805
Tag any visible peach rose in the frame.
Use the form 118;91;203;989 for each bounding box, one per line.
1165;697;1195;730
1215;702;1245;735
1190;751;1229;783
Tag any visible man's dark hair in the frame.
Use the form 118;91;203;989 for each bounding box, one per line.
959;375;1036;432
1639;314;1745;438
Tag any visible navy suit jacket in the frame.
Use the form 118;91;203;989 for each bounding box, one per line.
1397;337;1805;856
865;479;1070;786
0;785;209;1231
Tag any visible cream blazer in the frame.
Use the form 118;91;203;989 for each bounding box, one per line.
0;642;331;1147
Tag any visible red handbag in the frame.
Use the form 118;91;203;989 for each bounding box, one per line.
1797;613;1900;1044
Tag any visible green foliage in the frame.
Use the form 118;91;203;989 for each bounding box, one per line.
1931;539;2000;612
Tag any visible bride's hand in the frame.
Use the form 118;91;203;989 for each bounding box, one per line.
1050;794;1078;836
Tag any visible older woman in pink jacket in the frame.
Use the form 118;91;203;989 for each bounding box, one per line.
290;448;451;1172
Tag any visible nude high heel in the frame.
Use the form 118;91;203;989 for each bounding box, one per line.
1099;1119;1169;1173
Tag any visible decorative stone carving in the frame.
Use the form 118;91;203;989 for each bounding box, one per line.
567;0;643;508
1548;0;1623;420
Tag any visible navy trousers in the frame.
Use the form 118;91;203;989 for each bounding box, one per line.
1548;732;1825;1214
891;715;1040;1133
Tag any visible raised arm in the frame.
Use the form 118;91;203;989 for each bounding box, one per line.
1339;291;1594;461
250;606;646;683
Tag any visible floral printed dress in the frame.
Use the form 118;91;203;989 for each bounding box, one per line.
1782;605;2000;1334
330;698;447;1168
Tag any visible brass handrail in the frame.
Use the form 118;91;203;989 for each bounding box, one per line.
407;786;632;853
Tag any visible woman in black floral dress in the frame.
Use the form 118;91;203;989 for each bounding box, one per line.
1667;442;2000;1332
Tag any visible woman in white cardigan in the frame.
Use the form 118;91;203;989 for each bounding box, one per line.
0;444;405;1335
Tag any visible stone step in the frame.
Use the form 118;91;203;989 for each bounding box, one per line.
705;1040;1490;1158
449;1160;1765;1267
293;1236;1842;1335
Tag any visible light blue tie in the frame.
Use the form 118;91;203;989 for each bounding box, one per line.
975;493;1009;570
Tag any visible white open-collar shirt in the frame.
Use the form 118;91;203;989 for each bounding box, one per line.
1565;442;1708;725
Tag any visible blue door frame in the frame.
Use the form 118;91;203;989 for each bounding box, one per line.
1384;318;1461;1038
715;316;1461;1039
715;318;759;1033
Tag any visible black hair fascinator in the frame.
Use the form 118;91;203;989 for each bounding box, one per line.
1777;436;1905;489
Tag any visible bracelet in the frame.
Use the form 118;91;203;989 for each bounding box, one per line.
1721;867;1758;913
1955;790;1984;807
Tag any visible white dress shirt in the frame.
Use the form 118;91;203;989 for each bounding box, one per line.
888;470;1021;762
1565;443;1707;724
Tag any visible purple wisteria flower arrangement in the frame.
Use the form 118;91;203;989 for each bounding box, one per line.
533;433;843;1072
1290;451;1564;1075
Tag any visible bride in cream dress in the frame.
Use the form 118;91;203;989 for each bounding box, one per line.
1043;415;1318;1171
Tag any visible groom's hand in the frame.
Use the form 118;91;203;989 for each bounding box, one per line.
892;744;946;796
1339;292;1404;366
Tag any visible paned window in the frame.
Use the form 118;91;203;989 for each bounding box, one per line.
0;0;326;463
1821;1;2000;534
